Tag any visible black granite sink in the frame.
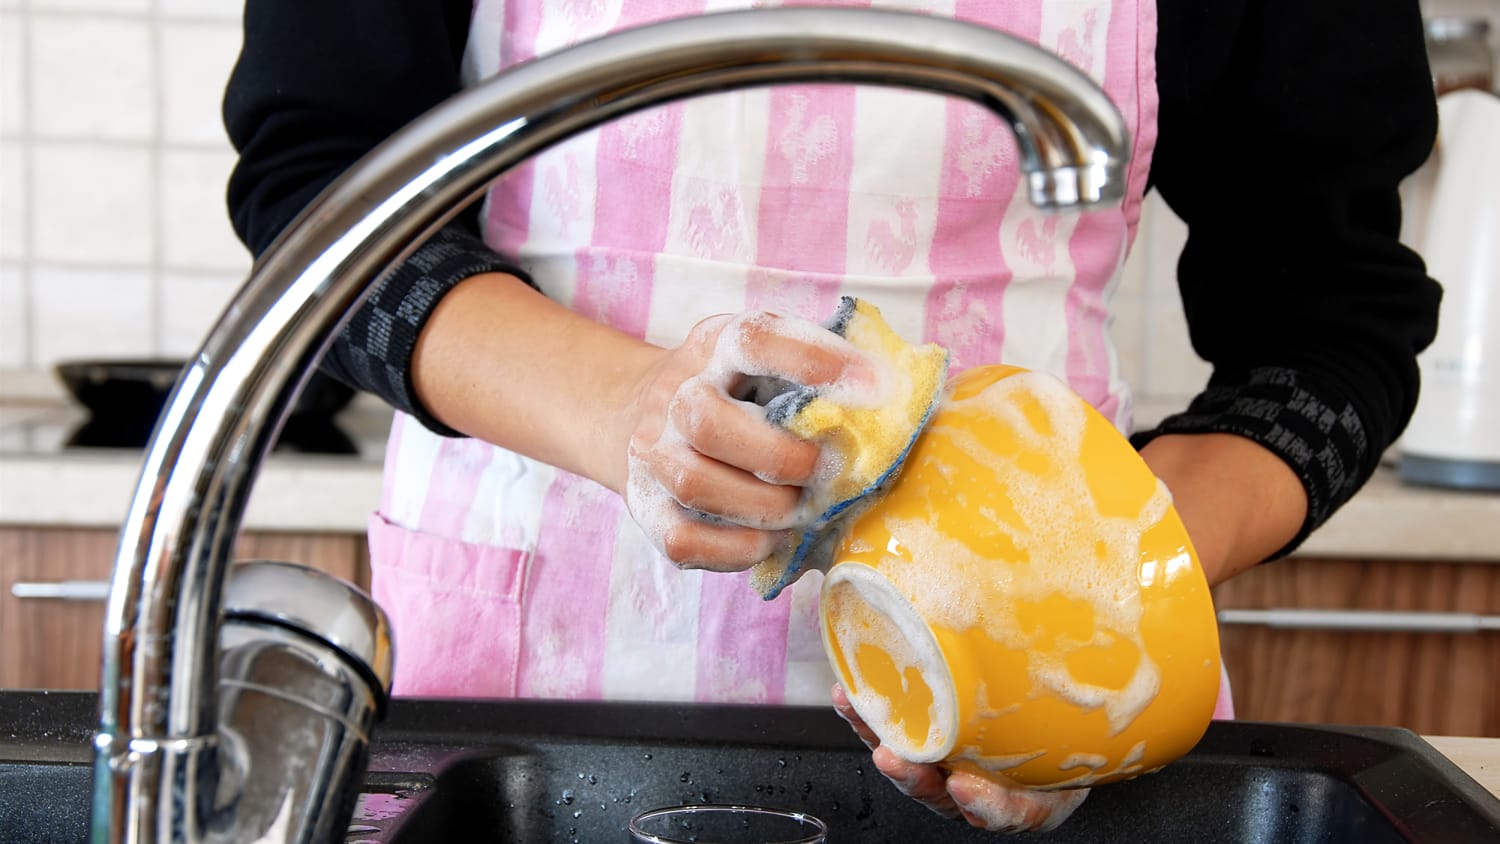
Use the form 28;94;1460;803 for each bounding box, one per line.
3;691;1497;843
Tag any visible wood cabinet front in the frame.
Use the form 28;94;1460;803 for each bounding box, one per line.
1212;557;1500;737
0;525;370;691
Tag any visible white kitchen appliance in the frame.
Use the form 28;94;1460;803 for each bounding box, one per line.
1400;89;1500;490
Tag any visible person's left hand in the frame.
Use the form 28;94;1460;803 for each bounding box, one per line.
831;684;1090;834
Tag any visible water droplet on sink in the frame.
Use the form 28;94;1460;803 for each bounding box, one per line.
588;774;597;785
680;772;691;783
643;753;653;760
778;757;786;768
561;789;575;805
572;809;582;819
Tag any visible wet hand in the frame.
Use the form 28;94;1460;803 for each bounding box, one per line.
621;312;873;572
832;684;1089;834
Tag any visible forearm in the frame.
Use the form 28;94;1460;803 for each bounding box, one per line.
1139;432;1307;586
1146;0;1437;565
410;271;663;494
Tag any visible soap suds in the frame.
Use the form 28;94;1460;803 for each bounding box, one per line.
1058;753;1109;772
823;564;957;763
1042;740;1149;790
878;372;1166;737
825;369;1179;783
950;747;1047;772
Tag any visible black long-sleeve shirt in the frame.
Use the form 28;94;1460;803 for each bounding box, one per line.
222;0;1442;555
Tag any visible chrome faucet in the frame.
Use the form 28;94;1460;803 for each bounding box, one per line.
91;8;1129;842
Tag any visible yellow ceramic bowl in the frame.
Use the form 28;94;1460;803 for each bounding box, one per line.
820;364;1221;790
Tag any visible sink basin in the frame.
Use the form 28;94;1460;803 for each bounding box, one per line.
4;691;1497;842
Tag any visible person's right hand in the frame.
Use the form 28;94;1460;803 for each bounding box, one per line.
833;684;1090;834
620;311;875;572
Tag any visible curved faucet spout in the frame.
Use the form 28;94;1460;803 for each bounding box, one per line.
92;8;1130;841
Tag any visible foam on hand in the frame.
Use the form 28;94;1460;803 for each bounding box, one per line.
748;297;949;600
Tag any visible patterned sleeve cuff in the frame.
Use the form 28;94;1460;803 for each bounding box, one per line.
1128;367;1372;560
320;224;530;437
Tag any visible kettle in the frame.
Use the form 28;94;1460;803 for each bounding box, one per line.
1400;89;1500;491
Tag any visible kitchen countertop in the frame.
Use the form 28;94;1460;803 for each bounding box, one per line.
1426;736;1500;799
0;384;389;532
2;381;1498;558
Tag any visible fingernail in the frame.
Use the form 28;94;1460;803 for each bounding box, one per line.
946;773;978;807
872;746;912;781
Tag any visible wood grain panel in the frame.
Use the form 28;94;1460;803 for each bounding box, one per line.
1;526;369;691
0;527;118;691
233;532;369;586
1212;557;1500;737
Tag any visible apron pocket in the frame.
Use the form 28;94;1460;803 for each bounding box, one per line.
367;513;530;698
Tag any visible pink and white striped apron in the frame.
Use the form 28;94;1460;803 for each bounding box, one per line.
370;0;1234;718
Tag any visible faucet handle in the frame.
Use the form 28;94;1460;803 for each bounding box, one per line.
223;561;395;700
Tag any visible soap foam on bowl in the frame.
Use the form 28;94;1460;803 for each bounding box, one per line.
818;364;1222;790
821;562;957;764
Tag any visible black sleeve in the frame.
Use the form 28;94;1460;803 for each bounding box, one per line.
1139;0;1442;557
223;0;528;434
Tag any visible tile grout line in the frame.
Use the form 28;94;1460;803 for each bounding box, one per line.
19;7;232;26
148;0;164;355
0;133;229;151
16;0;35;369
0;258;248;276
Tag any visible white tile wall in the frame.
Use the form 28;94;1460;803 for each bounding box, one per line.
31;16;154;140
0;142;23;261
160;22;241;144
32;143;154;264
32;0;151;13
0;265;24;364
30;266;153;362
0;13;23;136
159;271;242;356
159;0;241;20
160;148;248;271
0;0;249;372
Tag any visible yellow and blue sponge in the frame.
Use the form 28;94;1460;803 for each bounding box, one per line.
750;297;948;599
